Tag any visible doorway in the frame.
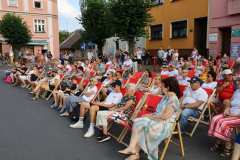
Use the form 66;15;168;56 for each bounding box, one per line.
194;17;208;57
220;27;231;56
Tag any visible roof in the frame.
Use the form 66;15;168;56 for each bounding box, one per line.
60;30;82;49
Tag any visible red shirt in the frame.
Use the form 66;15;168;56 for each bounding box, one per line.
217;80;234;101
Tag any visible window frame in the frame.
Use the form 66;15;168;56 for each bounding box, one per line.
33;0;43;9
8;0;18;7
150;24;163;41
170;19;188;39
33;18;46;33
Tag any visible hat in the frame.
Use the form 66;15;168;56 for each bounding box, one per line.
188;77;203;85
111;80;122;88
222;69;232;75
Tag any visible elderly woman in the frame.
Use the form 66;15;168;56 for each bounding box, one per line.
201;70;217;90
119;77;180;160
208;77;240;157
139;76;162;95
96;84;136;143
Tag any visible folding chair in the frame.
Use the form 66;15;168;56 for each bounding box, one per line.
124;72;145;87
179;84;188;98
118;94;162;146
159;111;185;160
46;75;65;100
107;90;145;144
186;89;216;137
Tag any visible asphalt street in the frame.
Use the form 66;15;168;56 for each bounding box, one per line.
0;68;224;160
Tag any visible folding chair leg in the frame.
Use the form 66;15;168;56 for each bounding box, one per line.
118;128;128;144
208;105;212;122
46;92;52;101
159;135;172;160
177;122;185;157
189;113;204;137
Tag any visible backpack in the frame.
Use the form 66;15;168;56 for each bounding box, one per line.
3;75;13;84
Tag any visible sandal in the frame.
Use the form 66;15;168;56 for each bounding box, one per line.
220;147;232;157
118;149;136;155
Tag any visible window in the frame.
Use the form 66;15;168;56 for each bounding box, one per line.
171;20;187;39
151;25;163;40
8;0;17;6
34;0;42;9
34;19;45;33
151;0;164;5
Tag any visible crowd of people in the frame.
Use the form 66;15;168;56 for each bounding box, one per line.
2;48;240;160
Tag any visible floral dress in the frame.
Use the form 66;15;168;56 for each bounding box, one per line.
133;95;180;160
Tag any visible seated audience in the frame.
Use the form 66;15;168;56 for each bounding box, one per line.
180;77;208;132
201;70;217;90
208;77;240;157
96;84;136;142
118;77;180;160
74;80;123;138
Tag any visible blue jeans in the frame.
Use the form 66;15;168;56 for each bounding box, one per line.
62;96;84;113
180;108;198;131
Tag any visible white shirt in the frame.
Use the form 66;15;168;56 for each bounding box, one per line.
87;51;93;60
183;87;208;107
104;92;123;105
123;59;133;70
136;50;142;59
160;70;169;76
82;86;98;102
168;69;178;77
201;82;217;90
178;76;190;86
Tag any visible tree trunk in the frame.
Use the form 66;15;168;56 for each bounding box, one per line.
97;42;104;58
128;38;135;57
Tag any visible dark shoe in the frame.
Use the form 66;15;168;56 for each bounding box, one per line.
98;135;111;143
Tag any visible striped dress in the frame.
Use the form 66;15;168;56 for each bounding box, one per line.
208;89;240;141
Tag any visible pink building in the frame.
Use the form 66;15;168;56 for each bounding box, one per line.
208;0;240;58
0;0;59;58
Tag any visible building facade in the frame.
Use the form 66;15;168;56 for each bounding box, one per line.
146;0;208;56
208;0;240;58
0;0;59;58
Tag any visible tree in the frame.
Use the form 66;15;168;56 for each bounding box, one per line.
59;30;71;43
109;0;152;56
80;0;114;56
0;13;31;57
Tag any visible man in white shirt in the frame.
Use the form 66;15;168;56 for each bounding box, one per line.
82;80;123;138
87;49;94;61
180;77;208;131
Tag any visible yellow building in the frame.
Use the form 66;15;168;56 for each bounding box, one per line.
146;0;208;56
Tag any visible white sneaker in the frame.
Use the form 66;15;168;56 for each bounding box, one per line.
69;121;83;129
84;128;95;138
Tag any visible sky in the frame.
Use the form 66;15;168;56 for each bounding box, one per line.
58;0;82;32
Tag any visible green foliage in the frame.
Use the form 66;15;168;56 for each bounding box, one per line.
0;13;31;49
80;0;114;55
109;0;152;41
59;30;71;43
108;0;152;55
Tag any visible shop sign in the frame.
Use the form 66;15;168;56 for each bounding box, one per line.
208;33;218;42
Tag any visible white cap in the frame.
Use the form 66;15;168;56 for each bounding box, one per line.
222;69;232;75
